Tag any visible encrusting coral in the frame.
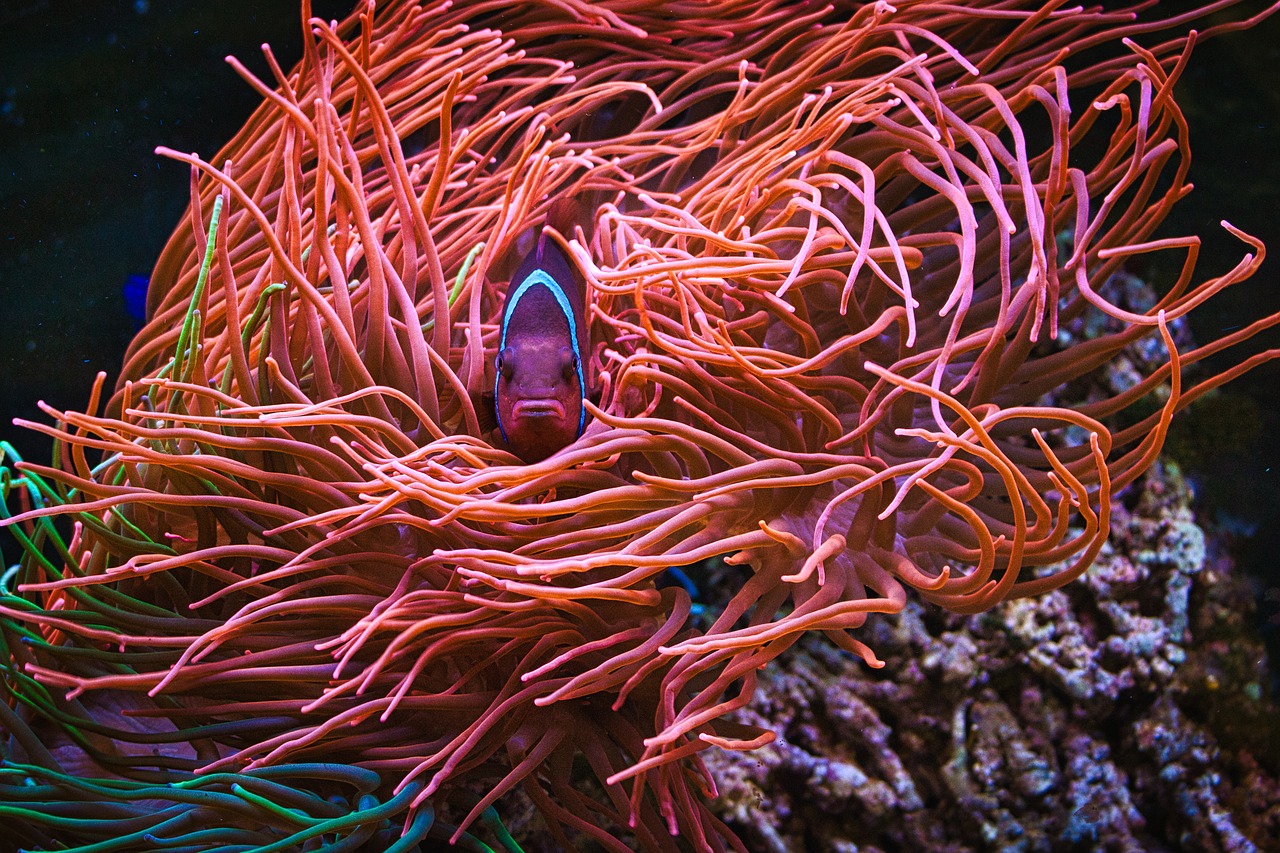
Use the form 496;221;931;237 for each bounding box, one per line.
704;457;1280;852
3;1;1278;850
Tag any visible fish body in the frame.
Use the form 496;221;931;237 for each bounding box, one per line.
494;226;588;462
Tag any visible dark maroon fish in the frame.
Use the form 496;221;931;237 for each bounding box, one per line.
494;221;588;462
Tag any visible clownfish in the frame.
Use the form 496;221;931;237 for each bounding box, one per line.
494;215;589;463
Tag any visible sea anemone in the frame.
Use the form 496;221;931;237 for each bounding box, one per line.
3;1;1278;850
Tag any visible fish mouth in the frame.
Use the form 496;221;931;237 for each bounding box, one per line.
512;399;566;420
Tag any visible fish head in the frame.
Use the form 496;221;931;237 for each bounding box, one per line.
495;336;583;461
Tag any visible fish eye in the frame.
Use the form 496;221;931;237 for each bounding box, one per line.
560;347;578;380
498;347;515;379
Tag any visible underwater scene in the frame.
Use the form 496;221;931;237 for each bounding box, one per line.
2;1;1279;850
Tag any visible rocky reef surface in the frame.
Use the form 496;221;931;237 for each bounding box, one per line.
706;457;1280;852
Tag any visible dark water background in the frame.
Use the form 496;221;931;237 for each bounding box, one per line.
0;1;1277;661
0;0;347;463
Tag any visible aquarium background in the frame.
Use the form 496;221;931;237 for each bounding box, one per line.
1;0;1277;672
